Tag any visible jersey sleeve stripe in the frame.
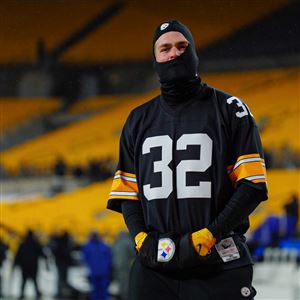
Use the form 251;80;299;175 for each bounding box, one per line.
109;170;139;201
108;195;139;200
227;154;267;184
232;157;262;170
251;178;266;183
110;191;138;196
114;174;137;182
227;154;265;171
244;175;266;181
237;153;261;161
115;170;136;179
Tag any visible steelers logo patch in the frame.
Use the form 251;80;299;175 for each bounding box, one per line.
157;238;175;262
160;23;169;31
241;287;251;297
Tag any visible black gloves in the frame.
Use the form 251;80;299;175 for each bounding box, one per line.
137;232;180;272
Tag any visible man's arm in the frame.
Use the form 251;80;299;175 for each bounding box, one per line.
208;95;268;241
191;95;268;254
107;112;139;213
207;181;266;241
121;200;147;239
122;200;149;251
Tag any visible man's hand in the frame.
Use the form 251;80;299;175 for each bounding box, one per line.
190;228;216;256
135;231;148;251
134;232;180;272
135;231;159;268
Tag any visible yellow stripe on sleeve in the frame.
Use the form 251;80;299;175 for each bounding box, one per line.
109;170;139;201
115;170;137;179
227;154;267;184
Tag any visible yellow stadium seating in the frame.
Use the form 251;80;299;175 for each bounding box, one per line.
1;97;59;131
68;95;129;114
1;90;158;174
2;67;299;175
0;0;288;63
0;169;298;245
249;169;300;232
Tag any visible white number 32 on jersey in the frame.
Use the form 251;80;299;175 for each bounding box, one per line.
142;133;212;201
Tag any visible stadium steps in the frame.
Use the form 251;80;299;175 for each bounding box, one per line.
1;94;123;153
1;97;60;150
1;176;89;202
1;90;158;175
1;104;96;151
2;115;52;152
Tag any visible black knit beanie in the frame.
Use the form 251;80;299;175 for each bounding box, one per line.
152;20;195;52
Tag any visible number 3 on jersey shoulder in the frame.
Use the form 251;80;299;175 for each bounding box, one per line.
226;96;253;118
142;133;212;201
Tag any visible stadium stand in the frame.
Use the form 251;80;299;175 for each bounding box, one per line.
68;95;122;114
0;0;288;63
0;179;125;244
0;0;111;63
249;169;300;231
1;67;298;175
1;90;158;174
0;97;59;132
1;170;298;245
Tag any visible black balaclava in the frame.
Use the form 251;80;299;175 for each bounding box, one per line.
153;20;202;103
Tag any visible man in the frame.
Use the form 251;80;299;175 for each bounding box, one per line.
50;231;74;298
14;230;46;299
107;20;267;300
81;232;112;300
112;231;135;300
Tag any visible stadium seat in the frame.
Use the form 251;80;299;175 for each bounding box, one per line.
1;97;59;132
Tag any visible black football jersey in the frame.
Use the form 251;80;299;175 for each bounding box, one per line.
107;84;267;236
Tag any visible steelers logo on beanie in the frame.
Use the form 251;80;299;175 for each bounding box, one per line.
152;19;195;51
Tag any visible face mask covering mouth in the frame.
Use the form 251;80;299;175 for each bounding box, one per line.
152;20;202;103
154;44;199;84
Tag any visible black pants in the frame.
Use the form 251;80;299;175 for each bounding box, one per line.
57;264;68;296
19;271;40;299
128;259;256;300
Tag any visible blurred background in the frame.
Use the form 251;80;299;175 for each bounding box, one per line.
0;0;299;299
